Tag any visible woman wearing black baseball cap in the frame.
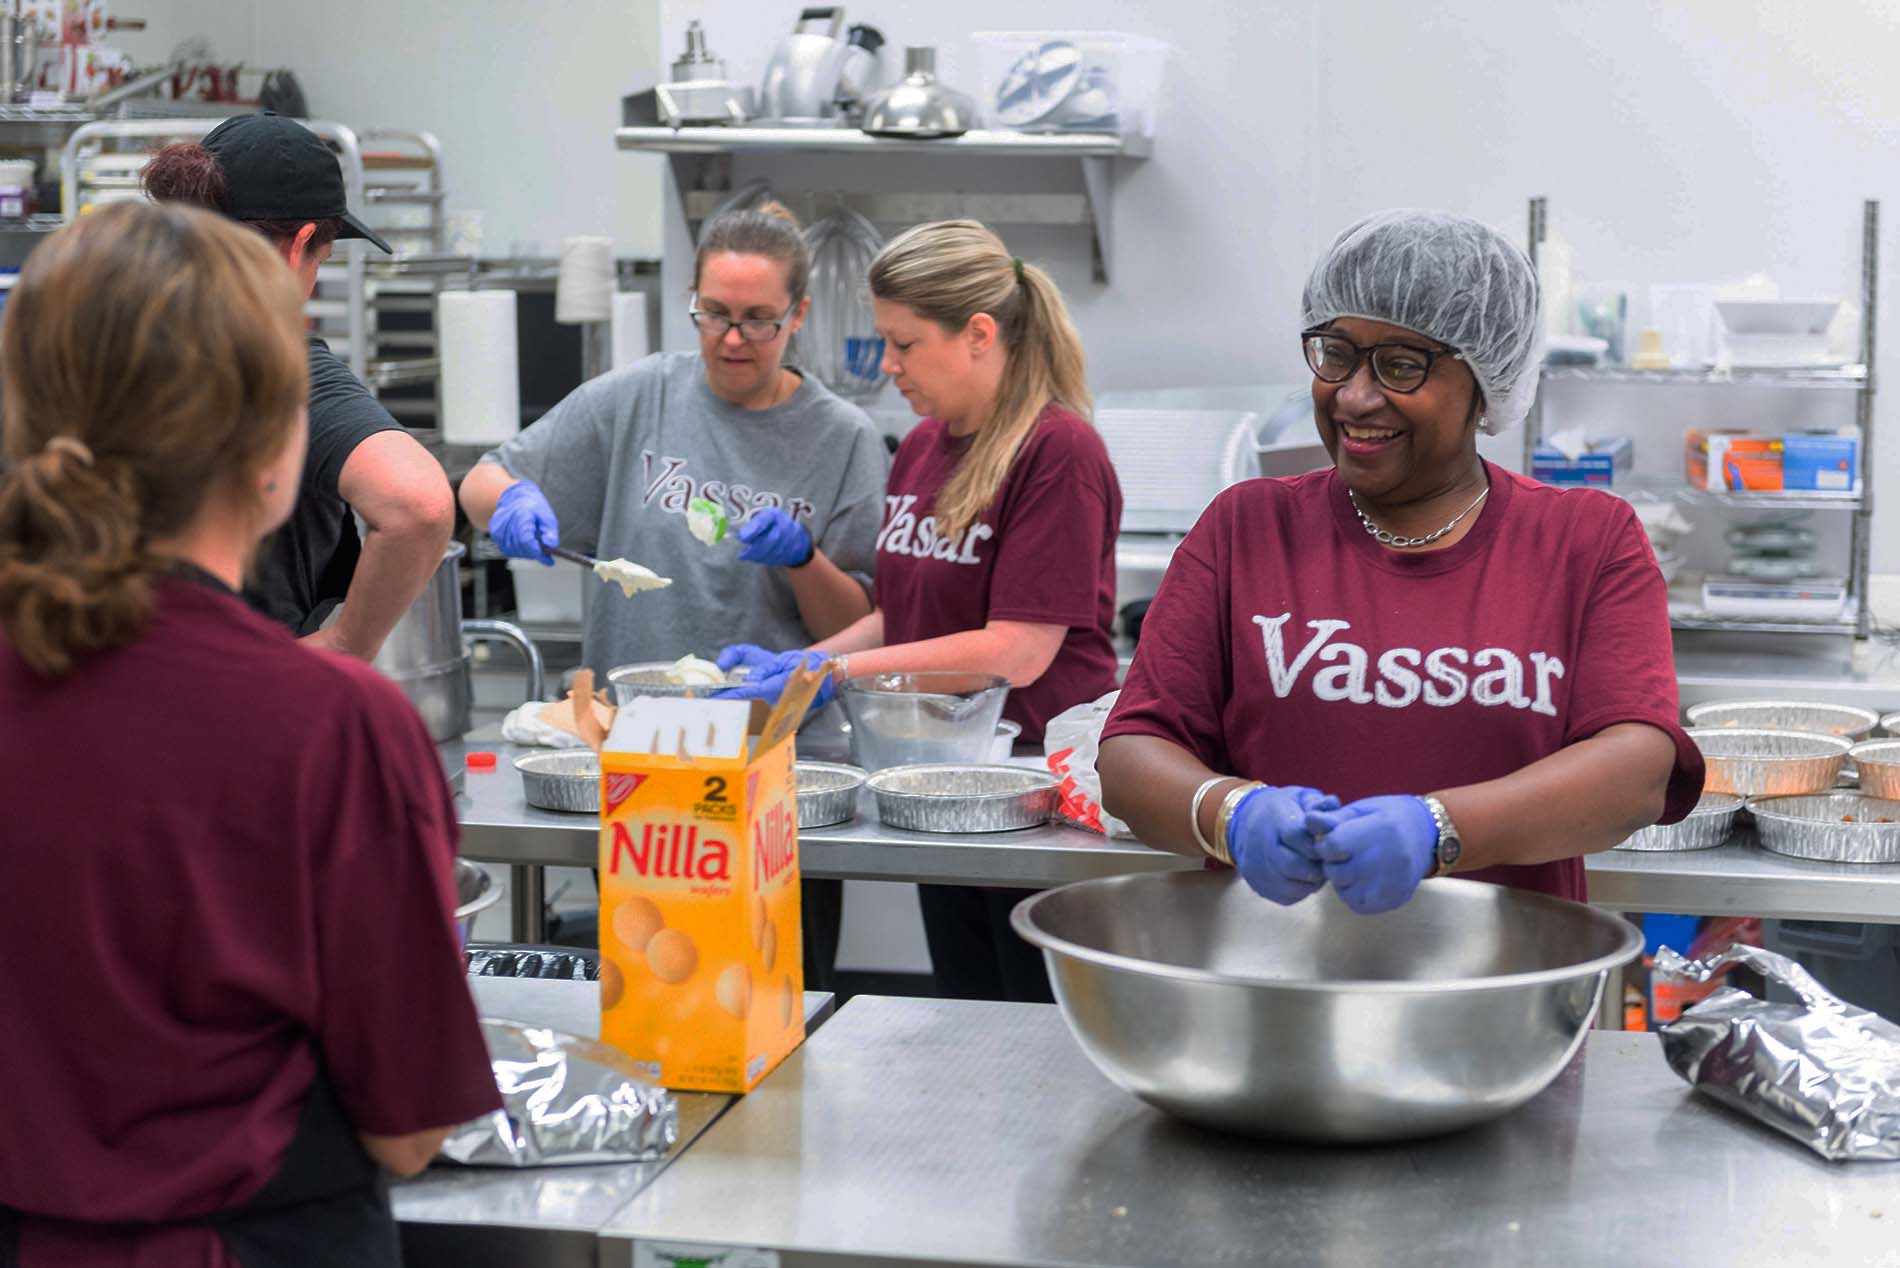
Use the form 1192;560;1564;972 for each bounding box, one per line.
142;112;455;662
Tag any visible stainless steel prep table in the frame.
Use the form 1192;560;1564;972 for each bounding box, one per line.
447;734;1900;932
598;995;1896;1267
394;979;834;1268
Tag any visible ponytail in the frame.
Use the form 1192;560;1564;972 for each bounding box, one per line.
0;203;309;676
867;220;1091;540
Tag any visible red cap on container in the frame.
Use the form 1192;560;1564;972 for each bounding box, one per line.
466;751;498;771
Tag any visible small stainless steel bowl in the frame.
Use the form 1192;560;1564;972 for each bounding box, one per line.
514;750;600;814
866;763;1060;833
1012;871;1641;1142
1684;699;1880;742
454;859;503;946
1749;792;1900;863
606;661;743;707
1686;727;1851;798
1849;740;1900;799
1615;792;1745;852
797;761;867;829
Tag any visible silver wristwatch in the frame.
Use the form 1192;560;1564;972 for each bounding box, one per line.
1420;795;1463;878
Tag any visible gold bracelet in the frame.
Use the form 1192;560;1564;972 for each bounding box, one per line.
1188;777;1228;858
1213;781;1266;867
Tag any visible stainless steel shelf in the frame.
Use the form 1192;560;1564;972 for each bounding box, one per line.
1669;610;1858;636
615;124;1149;158
1613;475;1862;512
1541;364;1868;389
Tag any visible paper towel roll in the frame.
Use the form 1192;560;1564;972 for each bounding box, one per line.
438;290;520;446
555;234;615;325
610;292;650;370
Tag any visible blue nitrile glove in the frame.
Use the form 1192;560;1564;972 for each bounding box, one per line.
1303;795;1437;915
489;479;560;565
736;507;814;568
716;644;782;677
714;649;837;715
1225;785;1341;905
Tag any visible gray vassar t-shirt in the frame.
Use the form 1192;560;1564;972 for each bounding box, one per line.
483;351;889;674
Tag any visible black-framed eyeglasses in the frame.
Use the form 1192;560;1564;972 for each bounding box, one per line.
1301;327;1463;394
689;295;795;343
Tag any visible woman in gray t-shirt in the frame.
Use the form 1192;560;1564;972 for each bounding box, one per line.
459;204;889;675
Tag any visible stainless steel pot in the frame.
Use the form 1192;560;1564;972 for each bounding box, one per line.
373;542;546;741
1013;871;1642;1143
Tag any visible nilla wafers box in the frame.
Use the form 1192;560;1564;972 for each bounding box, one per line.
596;671;821;1093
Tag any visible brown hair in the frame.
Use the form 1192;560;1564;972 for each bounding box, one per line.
142;141;342;250
693;199;809;302
868;220;1092;540
0;202;309;675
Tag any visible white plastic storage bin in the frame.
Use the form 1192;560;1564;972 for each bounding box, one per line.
971;31;1169;136
507;558;585;625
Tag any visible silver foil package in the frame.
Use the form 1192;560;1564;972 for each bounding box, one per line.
1656;944;1900;1161
439;1021;680;1167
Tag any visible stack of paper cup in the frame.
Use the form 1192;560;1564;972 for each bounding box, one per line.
555;234;615;325
438;290;520;446
610;293;650;370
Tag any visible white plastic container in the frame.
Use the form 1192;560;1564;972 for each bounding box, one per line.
508;558;584;624
971;31;1169;136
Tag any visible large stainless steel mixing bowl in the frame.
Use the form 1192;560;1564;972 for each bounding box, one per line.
1011;871;1641;1143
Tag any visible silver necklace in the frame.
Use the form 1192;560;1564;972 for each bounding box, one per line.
1349;484;1490;549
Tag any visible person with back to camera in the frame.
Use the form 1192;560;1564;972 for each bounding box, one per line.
1097;209;1704;916
142;113;455;661
718;220;1124;1002
0;202;498;1267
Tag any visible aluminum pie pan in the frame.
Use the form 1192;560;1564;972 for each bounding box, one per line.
605;661;744;706
1686;727;1851;798
1882;711;1900;738
866;763;1061;834
514;750;600;814
797;761;866;829
1615;792;1745;852
1684;699;1879;742
1749;792;1900;863
1847;740;1900;799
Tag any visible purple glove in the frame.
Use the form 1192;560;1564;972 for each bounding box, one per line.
1303;795;1437;915
489;479;560;565
736;507;814;568
716;644;781;676
1226;784;1340;905
713;649;837;715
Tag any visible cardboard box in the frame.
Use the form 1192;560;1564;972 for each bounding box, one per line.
1685;429;1861;493
1532;434;1633;487
596;672;822;1093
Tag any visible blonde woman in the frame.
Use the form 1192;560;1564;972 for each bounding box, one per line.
0;204;497;1264
720;220;1122;1001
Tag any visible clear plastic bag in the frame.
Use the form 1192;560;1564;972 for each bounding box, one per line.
1043;691;1137;838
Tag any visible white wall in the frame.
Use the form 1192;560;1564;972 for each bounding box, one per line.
110;0;256;66
656;0;1900;566
240;0;667;258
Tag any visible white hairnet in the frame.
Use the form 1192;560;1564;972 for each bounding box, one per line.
1301;209;1544;435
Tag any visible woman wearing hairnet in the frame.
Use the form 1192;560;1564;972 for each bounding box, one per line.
1098;209;1704;914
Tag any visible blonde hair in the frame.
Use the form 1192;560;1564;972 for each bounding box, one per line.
868;220;1091;540
0;202;308;676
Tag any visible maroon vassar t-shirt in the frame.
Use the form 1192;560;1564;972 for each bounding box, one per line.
876;404;1122;744
1104;461;1704;902
0;573;500;1268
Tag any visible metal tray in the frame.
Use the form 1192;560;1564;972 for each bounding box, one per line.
1615;792;1745;852
797;762;866;829
866;764;1061;834
1749;792;1900;863
1684;699;1879;742
1847;740;1900;799
515;750;600;814
1686;727;1851;798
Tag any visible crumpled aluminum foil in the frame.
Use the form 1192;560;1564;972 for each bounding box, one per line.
438;1021;680;1167
1656;943;1900;1161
